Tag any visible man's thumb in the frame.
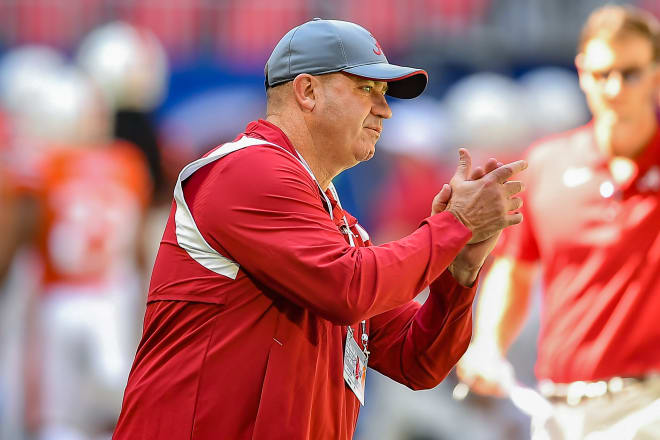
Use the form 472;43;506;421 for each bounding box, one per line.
431;183;452;215
454;148;472;180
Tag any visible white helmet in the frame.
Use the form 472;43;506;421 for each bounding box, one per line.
379;97;450;161
36;67;111;144
0;45;66;120
444;72;532;154
76;21;168;112
519;67;589;137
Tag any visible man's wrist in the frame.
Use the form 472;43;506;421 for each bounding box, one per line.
449;260;481;287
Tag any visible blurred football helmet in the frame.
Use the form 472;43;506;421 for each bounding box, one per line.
38;67;111;144
76;21;168;112
519;67;589;137
0;45;66;138
444;72;532;154
379;97;451;161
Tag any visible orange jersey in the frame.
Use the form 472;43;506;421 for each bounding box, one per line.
33;142;151;287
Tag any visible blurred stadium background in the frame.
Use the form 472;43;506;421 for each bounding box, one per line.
0;1;653;439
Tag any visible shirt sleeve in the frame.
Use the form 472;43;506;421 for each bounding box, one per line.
367;270;477;390
184;145;472;325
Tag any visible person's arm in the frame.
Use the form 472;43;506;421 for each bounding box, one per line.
187;146;473;325
0;192;39;282
187;145;524;325
367;270;478;390
476;257;537;352
455;256;538;396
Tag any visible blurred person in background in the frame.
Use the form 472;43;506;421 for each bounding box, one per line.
0;45;71;440
77;21;169;204
113;18;527;440
76;21;172;284
0;61;151;439
457;5;660;439
0;107;27;439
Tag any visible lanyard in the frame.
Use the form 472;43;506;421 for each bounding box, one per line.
293;149;355;246
293;148;367;355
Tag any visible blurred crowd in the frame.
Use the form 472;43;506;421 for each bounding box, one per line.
1;0;652;439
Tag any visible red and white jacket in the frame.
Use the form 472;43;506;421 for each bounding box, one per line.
114;119;476;440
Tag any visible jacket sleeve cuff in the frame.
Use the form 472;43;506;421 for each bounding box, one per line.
417;212;472;282
429;269;479;315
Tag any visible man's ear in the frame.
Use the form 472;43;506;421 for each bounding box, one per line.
292;74;317;112
574;53;583;71
650;62;660;89
575;53;589;93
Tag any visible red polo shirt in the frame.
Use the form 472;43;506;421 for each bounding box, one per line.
496;122;660;383
113;120;476;439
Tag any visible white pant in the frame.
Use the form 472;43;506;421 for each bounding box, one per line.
532;377;660;440
38;276;142;440
0;251;40;440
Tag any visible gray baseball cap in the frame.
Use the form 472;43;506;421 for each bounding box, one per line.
265;18;428;99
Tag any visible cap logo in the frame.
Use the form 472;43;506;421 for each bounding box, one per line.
371;36;383;56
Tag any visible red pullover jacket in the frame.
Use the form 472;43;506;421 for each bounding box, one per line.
113;120;477;439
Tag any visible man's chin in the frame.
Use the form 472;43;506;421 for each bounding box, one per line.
360;146;376;162
608;112;643;128
353;139;377;163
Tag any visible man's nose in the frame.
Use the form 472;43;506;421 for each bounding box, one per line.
603;73;623;97
372;93;392;119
